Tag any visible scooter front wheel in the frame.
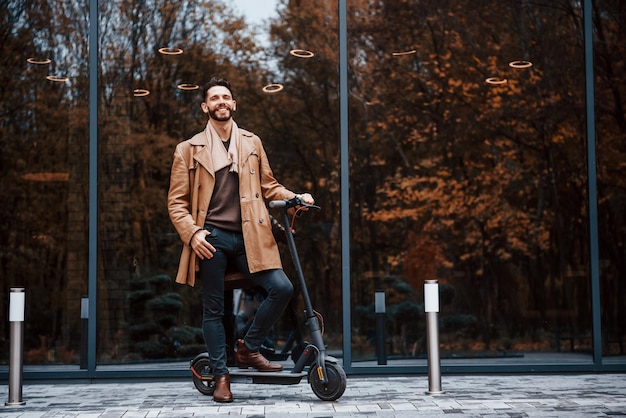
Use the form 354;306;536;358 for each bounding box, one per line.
190;356;216;396
308;361;347;401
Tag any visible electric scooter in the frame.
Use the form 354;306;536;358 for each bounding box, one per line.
190;197;347;401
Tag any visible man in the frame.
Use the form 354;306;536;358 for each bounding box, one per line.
168;77;314;403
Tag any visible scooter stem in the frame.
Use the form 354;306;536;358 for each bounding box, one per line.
279;209;317;323
279;208;329;383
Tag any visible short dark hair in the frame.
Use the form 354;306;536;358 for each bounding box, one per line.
202;77;234;101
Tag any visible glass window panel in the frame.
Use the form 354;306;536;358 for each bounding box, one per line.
96;0;342;366
348;0;593;366
595;0;626;361
4;0;621;376
0;0;89;366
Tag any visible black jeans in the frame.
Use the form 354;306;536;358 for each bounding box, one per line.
198;225;293;376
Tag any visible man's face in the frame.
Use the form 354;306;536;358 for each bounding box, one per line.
202;85;236;122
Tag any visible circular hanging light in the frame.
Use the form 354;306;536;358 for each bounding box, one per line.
133;88;150;97
158;47;183;55
177;83;199;91
262;83;284;93
289;49;315;58
46;75;69;83
27;57;52;65
485;77;508;85
509;60;533;69
392;49;417;57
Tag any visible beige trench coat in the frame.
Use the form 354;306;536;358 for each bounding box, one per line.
167;126;297;286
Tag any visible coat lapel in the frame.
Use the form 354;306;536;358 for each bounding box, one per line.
189;129;214;175
237;130;257;172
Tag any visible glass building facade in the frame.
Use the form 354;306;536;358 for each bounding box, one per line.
1;0;625;380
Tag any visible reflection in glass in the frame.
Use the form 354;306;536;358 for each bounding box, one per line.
0;0;89;366
347;0;596;365
595;0;626;360
2;0;623;372
95;0;342;365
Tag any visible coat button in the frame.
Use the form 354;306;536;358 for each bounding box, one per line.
250;168;255;174
259;218;264;224
255;193;259;198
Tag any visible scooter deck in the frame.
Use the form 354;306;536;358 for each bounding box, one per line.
228;369;307;385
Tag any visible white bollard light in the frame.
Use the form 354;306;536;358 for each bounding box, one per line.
424;280;443;395
6;288;26;406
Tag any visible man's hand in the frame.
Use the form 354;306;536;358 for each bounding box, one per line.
299;193;314;205
190;230;216;260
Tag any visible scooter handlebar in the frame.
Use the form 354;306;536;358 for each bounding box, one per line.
268;199;288;208
269;196;321;210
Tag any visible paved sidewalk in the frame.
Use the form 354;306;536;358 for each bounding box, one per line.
1;373;625;417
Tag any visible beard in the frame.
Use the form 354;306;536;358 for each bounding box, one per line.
209;105;233;121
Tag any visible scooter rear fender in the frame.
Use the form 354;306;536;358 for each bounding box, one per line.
190;352;210;367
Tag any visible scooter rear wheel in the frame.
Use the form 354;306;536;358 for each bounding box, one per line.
308;361;347;401
191;356;216;396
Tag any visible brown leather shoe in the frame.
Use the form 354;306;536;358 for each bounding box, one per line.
236;339;283;372
213;374;233;403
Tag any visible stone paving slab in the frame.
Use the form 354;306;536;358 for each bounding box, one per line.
1;373;625;417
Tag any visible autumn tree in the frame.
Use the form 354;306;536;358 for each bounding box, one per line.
0;0;90;361
592;0;626;345
350;0;593;350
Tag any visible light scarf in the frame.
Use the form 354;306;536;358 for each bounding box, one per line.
205;120;239;173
